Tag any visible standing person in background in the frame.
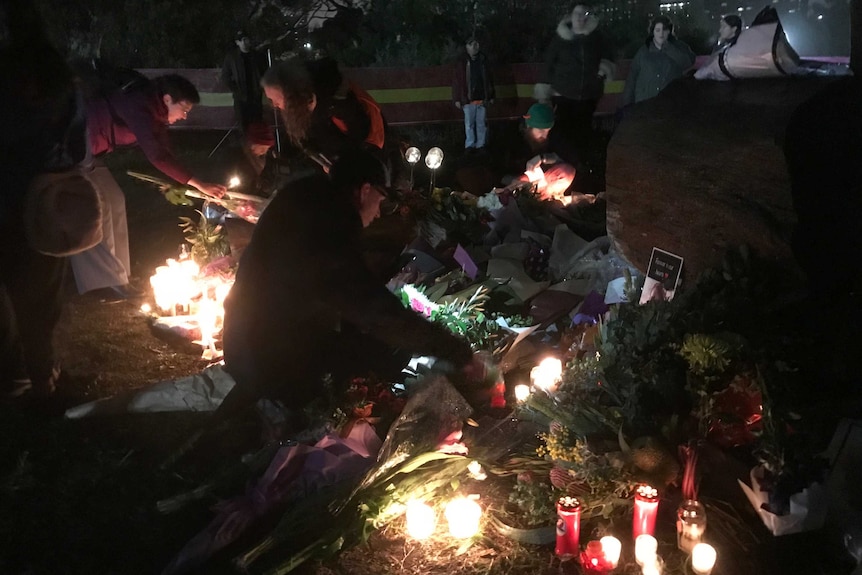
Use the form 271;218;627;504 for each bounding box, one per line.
622;16;696;106
541;3;616;161
69;74;226;299
713;14;743;54
694;14;744;80
452;36;496;152
221;30;266;136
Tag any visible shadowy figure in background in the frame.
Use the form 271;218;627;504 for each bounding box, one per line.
622;16;695;106
541;3;616;163
261;56;386;174
220;149;478;436
452;36;496;152
0;0;98;397
221;30;266;136
68;74;226;299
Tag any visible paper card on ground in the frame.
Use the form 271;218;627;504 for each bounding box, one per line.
453;244;479;279
639;247;684;304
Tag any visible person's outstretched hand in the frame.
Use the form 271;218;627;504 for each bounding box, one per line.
188;178;227;199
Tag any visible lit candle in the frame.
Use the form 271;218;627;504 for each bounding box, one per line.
634;534;658;566
514;384;531;402
677;500;707;554
691;543;716;575
228;175;241;188
600;536;621;568
444;496;482;539
641;556;664;575
531;357;563;393
405;500;436;540
555;496;581;558
633;484;659;539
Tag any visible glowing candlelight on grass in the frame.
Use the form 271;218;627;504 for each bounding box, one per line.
677;499;707;553
514;384;531;402
691;543;716;575
555;496;581;558
445;496;481;539
633;484;659;538
149;258;201;315
228;175;241;188
405;500;436;540
467;461;487;481
634;534;658;566
530;357;563;393
600;536;621;568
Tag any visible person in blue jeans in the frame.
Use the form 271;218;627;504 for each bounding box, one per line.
452;37;495;151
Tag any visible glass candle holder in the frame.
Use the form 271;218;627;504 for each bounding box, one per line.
555;496;581;558
677;499;707;553
633;484;659;539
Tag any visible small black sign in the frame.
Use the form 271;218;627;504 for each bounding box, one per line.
646;247;684;291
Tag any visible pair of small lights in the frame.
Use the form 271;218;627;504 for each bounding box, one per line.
404;146;444;189
404;146;444;170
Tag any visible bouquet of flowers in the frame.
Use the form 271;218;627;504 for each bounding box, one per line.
127;171;270;223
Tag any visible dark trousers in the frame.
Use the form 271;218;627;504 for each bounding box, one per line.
551;96;598;164
0;216;65;385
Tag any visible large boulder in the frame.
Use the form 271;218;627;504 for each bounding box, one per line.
605;76;841;286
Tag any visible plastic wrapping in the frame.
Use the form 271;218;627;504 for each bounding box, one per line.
353;373;473;492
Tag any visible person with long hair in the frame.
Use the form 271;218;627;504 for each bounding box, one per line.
715;14;743;54
261;57;385;171
622;15;696;105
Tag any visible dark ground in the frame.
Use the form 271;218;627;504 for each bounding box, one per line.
0;126;860;575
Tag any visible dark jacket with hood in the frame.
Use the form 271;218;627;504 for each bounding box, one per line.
85;85;192;184
622;35;696;105
222;172;473;410
221;47;266;103
452;51;496;105
543;14;615;101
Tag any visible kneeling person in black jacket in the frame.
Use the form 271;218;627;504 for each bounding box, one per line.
221;149;476;431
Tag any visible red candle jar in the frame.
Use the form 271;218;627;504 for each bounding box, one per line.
632;484;659;539
580;540;611;573
555;496;581;558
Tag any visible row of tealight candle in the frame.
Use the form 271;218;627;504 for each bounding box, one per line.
555;487;717;575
